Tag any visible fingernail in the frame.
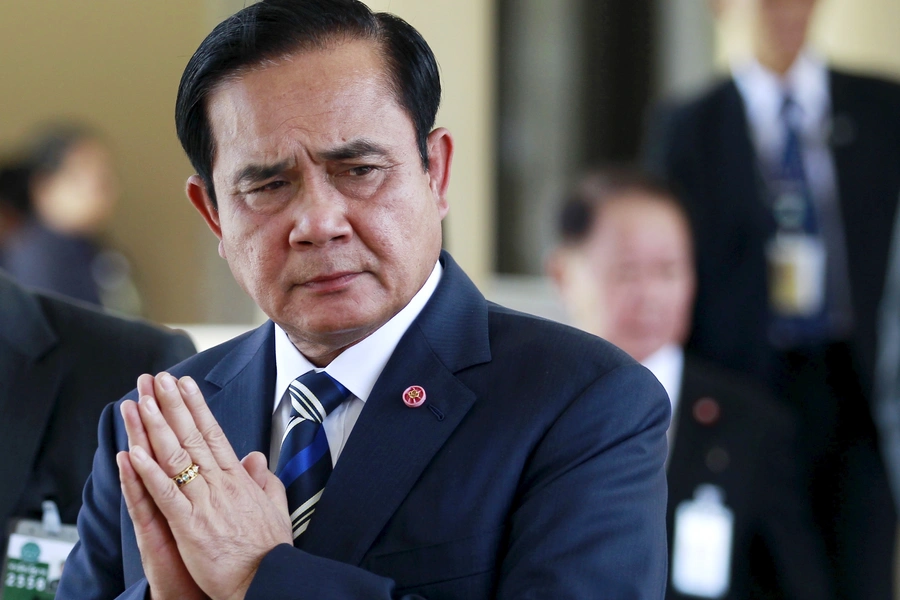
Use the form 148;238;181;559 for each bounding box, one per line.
160;373;177;392
180;376;199;394
144;397;159;414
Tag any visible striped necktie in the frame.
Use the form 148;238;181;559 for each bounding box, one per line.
766;94;829;345
274;370;351;544
770;95;820;236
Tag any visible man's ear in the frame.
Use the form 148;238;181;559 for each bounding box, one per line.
186;174;226;252
425;127;453;219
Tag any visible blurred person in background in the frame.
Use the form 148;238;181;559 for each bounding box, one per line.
549;167;833;600
0;270;196;553
643;0;900;596
0;124;142;314
0;159;32;260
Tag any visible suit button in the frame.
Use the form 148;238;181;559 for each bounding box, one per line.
693;397;721;426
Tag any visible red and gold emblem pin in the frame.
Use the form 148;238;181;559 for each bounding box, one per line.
402;385;426;408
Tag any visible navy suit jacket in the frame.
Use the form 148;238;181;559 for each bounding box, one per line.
58;252;671;599
644;70;900;396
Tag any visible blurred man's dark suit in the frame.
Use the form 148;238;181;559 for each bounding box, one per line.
0;272;196;550
667;355;832;600
645;69;900;599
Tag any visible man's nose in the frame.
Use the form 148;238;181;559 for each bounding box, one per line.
630;274;665;304
288;183;353;247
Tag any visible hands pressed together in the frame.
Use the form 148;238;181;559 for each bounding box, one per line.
117;373;293;600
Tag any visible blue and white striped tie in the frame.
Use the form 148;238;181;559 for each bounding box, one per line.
274;370;350;544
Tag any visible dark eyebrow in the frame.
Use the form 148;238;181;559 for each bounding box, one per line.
317;139;389;162
232;160;292;187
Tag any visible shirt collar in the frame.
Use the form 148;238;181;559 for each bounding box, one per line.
640;343;684;421
733;48;830;131
273;260;443;410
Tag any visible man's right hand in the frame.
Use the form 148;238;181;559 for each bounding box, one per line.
118;375;208;600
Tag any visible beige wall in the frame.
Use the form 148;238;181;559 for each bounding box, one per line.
814;0;900;77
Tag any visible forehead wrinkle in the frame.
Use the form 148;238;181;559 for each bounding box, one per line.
209;40;410;188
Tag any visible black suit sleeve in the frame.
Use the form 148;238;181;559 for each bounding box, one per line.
148;329;197;373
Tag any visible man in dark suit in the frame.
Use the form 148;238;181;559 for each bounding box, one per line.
57;2;670;599
642;0;900;596
548;167;833;599
0;272;195;552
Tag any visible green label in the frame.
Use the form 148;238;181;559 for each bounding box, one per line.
2;558;55;600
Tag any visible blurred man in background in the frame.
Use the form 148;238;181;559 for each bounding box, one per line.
0;271;195;553
643;0;900;596
549;167;832;599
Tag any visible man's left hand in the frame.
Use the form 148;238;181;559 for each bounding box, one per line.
125;372;293;600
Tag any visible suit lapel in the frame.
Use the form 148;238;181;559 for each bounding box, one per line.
829;70;865;264
203;323;277;462
0;276;63;521
300;252;492;564
718;82;771;226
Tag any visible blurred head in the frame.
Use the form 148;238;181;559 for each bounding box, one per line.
175;0;441;208
548;168;696;362
28;125;120;235
753;0;818;73
179;0;452;365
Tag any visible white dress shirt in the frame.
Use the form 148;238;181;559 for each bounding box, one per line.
641;343;684;458
732;50;854;335
269;261;443;470
641;343;684;422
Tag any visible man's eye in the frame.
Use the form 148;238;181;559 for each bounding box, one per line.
252;180;288;193
346;166;375;177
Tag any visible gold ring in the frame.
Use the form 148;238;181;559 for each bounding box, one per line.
173;463;200;488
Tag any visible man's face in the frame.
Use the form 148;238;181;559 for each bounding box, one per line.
187;40;451;364
754;0;817;58
37;139;120;235
554;195;695;362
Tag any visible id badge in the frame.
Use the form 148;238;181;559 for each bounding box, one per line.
2;503;78;599
670;484;734;599
766;232;826;316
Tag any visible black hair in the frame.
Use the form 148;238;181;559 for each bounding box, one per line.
557;165;691;246
175;0;442;207
0;160;33;215
28;123;98;179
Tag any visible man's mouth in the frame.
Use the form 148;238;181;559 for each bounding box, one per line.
301;271;360;293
